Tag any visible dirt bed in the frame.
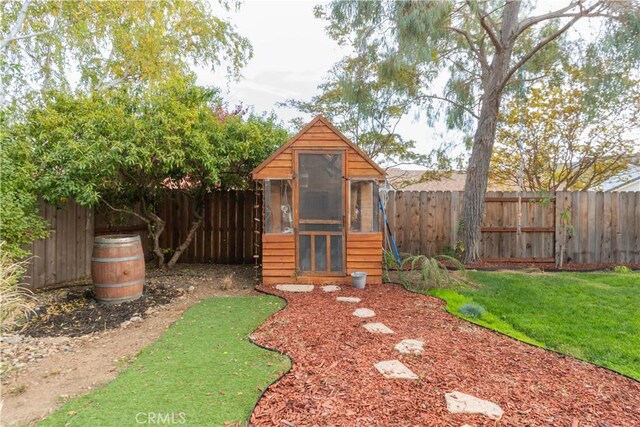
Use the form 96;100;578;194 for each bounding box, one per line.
462;261;640;271
20;281;180;338
1;264;256;426
251;284;640;426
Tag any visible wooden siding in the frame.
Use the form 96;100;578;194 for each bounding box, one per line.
261;233;296;283
260;231;383;285
346;232;383;283
253;120;384;180
23;199;94;290
253;149;294;179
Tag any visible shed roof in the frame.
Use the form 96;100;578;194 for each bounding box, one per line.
252;115;385;179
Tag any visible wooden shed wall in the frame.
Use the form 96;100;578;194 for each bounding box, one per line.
256;117;384;285
253;120;384;180
346;232;383;282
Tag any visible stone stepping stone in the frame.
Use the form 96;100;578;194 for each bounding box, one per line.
275;284;314;293
352;308;375;318
337;296;361;303
363;323;394;334
374;360;419;380
445;391;504;420
394;339;424;355
321;285;340;292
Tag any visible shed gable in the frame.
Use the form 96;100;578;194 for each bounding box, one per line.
252;116;385;180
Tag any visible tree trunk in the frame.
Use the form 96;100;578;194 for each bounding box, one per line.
460;0;521;263
167;209;203;268
461;88;504;262
148;218;166;268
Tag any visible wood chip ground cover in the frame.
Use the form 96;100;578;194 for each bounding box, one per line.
251;283;640;426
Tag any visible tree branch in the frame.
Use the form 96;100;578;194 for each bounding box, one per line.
1;0;32;50
422;94;479;120
498;1;603;94
516;1;583;36
469;0;502;50
448;26;489;72
100;198;150;225
5;26;57;45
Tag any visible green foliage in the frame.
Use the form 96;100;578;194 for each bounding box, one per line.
0;244;35;331
12;77;288;265
316;1;640;144
317;1;640;263
492;70;640;191
283;57;435;168
23;79;223;207
1;0;252;107
220;113;291;189
613;265;632;274
383;249;465;292
458;302;485;319
21;79;288;207
40;296;290;426
0;114;48;260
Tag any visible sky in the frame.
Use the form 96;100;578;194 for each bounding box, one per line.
197;0;447;164
197;1;636;168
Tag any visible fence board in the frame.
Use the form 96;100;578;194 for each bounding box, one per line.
23;189;640;290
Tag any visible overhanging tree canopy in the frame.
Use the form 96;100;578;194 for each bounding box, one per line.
316;0;640;261
15;79;289;267
1;0;251;106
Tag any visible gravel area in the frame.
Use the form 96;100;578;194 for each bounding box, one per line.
250;283;640;426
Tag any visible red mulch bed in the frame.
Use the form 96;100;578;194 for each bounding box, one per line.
250;284;640;426
463;261;640;271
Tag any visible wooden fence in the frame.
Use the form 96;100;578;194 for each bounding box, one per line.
385;191;640;264
555;191;640;265
22;190;639;289
23;198;94;289
156;190;258;264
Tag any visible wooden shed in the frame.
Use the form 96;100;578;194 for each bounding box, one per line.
252;115;386;285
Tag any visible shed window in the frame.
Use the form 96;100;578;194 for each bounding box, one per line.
265;180;293;234
350;180;380;232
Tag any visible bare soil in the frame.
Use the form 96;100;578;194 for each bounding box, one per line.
462;260;640;271
1;264;256;427
251;283;640;426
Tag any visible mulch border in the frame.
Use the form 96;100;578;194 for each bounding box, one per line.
397;282;640;384
246;288;295;426
248;281;640;426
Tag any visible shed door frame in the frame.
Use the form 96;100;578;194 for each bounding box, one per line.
293;149;346;276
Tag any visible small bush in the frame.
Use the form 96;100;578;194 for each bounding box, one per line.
0;245;36;331
383;250;465;292
458;302;486;319
612;265;632;274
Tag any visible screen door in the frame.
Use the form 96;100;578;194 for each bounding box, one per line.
296;152;344;275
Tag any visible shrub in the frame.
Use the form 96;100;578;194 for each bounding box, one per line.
0;121;48;260
612;265;632;273
0;245;36;331
383;249;466;292
458;302;486;319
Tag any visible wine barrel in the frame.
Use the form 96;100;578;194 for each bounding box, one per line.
91;235;145;304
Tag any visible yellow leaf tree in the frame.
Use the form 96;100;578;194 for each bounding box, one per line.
492;73;639;191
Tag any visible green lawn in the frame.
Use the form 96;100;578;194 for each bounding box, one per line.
40;296;290;426
430;271;640;380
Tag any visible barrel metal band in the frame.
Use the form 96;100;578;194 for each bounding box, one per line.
96;294;143;304
93;279;144;289
93;242;140;249
91;254;144;263
94;236;140;244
